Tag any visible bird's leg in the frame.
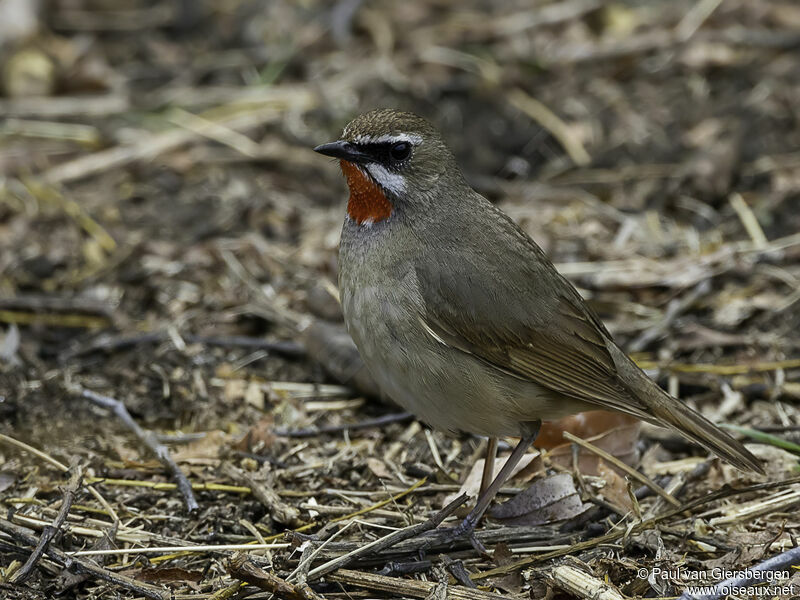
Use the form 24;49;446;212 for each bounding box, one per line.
445;423;540;544
479;437;498;497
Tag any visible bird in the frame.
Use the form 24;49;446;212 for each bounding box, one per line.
314;108;763;540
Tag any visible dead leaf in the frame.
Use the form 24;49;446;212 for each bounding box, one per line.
223;378;247;404
488;472;589;526
597;460;633;511
245;380;265;410
172;430;229;462
446;449;540;504
233;416;276;453
127;566;203;585
367;457;392;480
545;418;641;477
489;541;524;593
536;411;639;449
0;471;15;493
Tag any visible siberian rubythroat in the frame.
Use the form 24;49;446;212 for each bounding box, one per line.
315;109;762;538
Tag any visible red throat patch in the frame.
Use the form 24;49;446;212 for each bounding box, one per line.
340;160;393;225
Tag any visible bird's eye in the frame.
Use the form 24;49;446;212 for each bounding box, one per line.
390;142;411;161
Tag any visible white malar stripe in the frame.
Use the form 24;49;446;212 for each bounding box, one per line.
352;133;423;145
364;163;406;196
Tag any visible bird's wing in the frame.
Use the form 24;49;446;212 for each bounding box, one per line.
413;213;650;419
411;196;763;473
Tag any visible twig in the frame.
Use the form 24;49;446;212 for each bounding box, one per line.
1;118;100;143
0;295;113;318
80;388;199;512
13;464;84;583
490;0;602;36
0;433;118;521
221;463;301;526
378;560;432;576
273;412;413;438
651;357;800;375
0;94;129;118
305;523;568;557
708;488;800;526
168;108;264;158
228;553;326;600
325;478;428;524
306;493;469;581
0;310;109;329
186;334;303;357
10;510;188;546
677;544;800;600
675;0;724;42
290;521;355;583
0;432;68;471
729;193;768;249
84;476;250;495
58;521;119;592
443;556;478;589
208;582;244;600
291;541;319;585
643;471;689;519
41;100;312;184
68;542;289;557
219;249;306;330
52;5;175;31
61;331;304;362
424;428;447;473
0;518;170;600
629;280;711;352
549;562;626;600
326;568;508;600
508;88;591;166
562;431;680;506
473;476;800;580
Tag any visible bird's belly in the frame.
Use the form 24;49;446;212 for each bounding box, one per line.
341;280;590;437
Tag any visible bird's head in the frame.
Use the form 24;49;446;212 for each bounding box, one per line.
314;109;459;226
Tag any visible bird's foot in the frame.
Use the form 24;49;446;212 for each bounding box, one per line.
445;512;478;542
423;514;489;557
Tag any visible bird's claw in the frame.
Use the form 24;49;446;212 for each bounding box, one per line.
417;513;490;558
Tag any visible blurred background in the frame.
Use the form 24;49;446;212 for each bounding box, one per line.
2;0;799;433
1;0;800;597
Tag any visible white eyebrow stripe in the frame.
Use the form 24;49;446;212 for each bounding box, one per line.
352;133;422;145
363;163;406;196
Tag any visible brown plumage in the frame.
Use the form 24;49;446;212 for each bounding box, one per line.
315;108;763;539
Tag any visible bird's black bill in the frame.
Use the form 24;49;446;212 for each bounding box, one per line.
313;140;370;163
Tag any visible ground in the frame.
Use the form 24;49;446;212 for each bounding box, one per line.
1;1;800;599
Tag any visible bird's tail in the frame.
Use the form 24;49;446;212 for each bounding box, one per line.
646;388;764;474
609;345;764;474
